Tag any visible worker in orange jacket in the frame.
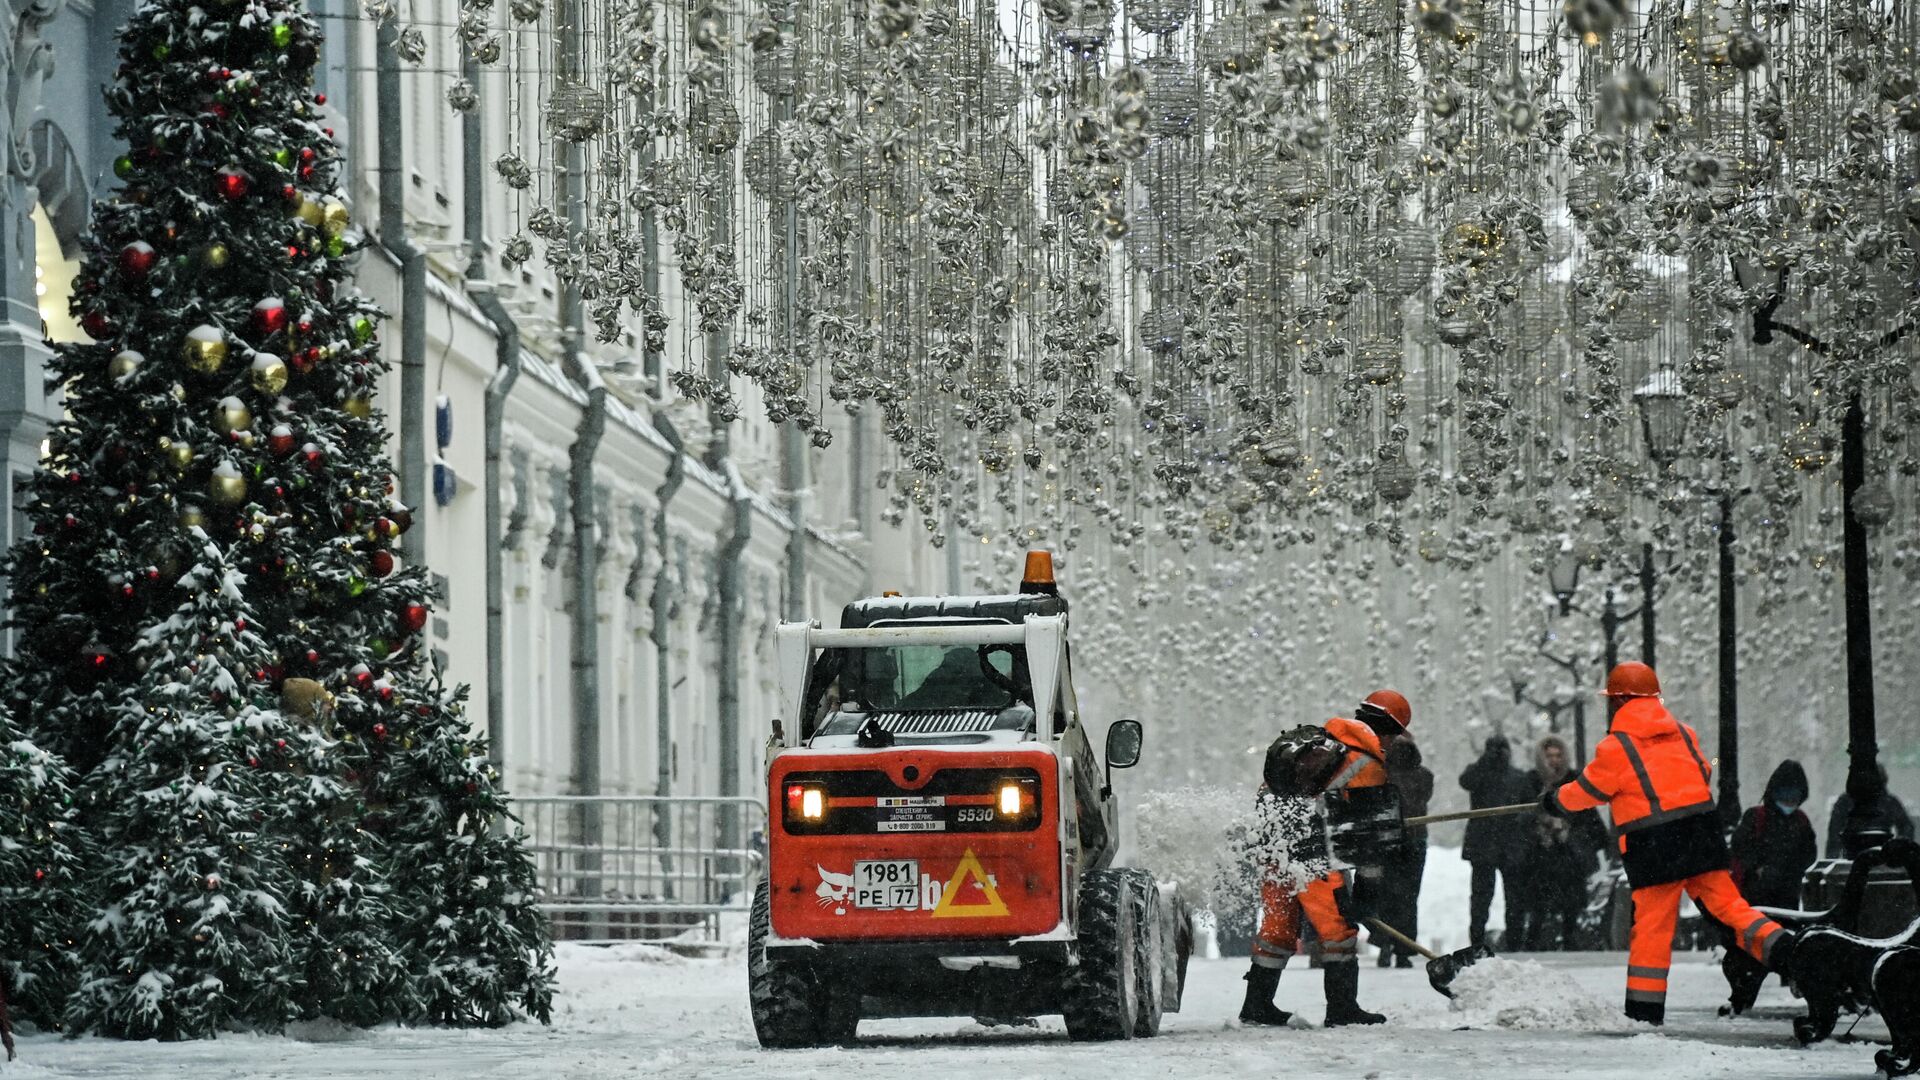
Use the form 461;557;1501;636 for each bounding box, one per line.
1544;663;1798;1025
1242;690;1409;1028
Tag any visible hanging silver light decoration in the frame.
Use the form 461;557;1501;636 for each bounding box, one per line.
1376;460;1418;503
1141;54;1202;139
1128;0;1194;35
547;79;606;143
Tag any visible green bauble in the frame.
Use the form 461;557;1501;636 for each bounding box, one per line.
347;576;367;597
113;155;135;179
271;22;293;47
272;148;293;168
352;316;375;343
151;42;170;60
326;236;346;258
368;637;389;655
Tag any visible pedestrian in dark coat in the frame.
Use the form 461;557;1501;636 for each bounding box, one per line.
1459;735;1537;948
1721;759;1818;1015
1515;735;1604;949
1375;734;1434;967
1825;764;1914;857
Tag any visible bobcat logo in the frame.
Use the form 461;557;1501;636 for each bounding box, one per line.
816;865;854;915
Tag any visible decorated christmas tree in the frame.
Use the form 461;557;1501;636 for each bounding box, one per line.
64;539;304;1039
0;706;87;1031
2;0;550;1032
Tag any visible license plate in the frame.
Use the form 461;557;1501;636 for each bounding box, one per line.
854;860;920;909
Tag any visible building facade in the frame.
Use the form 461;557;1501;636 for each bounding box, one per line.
0;0;949;805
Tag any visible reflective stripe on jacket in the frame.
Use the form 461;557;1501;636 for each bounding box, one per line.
1555;697;1716;842
1323;716;1388;791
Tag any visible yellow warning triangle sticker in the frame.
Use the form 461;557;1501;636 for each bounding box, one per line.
930;848;1010;919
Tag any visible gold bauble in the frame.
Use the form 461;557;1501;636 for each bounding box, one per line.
209;461;247;506
343;394;373;420
109;349;145;380
164;439;195;471
249;355;289;395
203;243;231;269
214;395;253;435
321;200;351;238
178;503;208;529
181;324;228;374
292;193;325;228
170;383;187;401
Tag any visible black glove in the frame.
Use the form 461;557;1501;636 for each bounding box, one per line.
1539;784;1570;819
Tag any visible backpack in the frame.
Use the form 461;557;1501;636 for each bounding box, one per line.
1263;725;1351;799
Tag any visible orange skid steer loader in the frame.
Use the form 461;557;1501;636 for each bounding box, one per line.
749;554;1191;1046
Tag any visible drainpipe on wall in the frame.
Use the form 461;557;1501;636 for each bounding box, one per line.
715;460;753;811
566;361;607;806
648;413;686;885
463;48;520;767
374;21;426;565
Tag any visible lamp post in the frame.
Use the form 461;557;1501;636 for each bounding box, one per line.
1730;254;1900;855
1633;369;1688;673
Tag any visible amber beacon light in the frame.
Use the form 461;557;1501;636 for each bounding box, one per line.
1019;549;1059;595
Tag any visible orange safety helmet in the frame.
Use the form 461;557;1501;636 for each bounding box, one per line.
1602;661;1662;699
1359;689;1413;731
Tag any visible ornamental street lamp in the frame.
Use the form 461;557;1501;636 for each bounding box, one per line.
1548;536;1581;616
1633;367;1689;470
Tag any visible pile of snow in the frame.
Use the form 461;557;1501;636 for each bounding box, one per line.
1444;957;1633;1032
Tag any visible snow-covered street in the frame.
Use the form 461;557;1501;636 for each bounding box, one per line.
3;943;1889;1079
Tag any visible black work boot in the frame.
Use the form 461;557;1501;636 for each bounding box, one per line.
1323;960;1386;1026
1625;998;1665;1026
1239;963;1293;1026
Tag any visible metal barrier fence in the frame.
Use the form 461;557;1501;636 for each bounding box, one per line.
510;795;767;948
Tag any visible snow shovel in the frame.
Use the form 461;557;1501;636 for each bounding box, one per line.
1361;917;1494;1000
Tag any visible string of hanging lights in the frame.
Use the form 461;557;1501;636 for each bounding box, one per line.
390;0;1918;778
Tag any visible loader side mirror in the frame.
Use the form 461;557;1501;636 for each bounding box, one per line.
1105;719;1143;769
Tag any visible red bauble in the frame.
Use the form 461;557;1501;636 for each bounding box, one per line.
299;147;317;163
400;603;429;634
214;166;251;201
372;722;387;738
305;648;320;664
301;442;325;471
389;505;414;534
268;424;297;456
296;315;315;336
81;311;110;339
119;241;158;281
350;663;374;688
252;298;290;337
314;93;327;105
368;549;395;578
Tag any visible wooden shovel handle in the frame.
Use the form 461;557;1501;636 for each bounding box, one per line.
1362;917;1438;961
1403;802;1537;827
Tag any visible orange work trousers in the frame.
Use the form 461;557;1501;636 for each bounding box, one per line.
1252;870;1357;969
1627;868;1785;1010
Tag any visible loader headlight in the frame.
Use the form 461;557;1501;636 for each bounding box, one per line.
996;778;1037;818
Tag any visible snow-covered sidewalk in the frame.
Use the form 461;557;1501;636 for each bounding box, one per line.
2;944;1888;1079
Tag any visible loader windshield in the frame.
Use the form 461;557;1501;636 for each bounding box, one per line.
801;641;1033;738
863;644;1020;710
